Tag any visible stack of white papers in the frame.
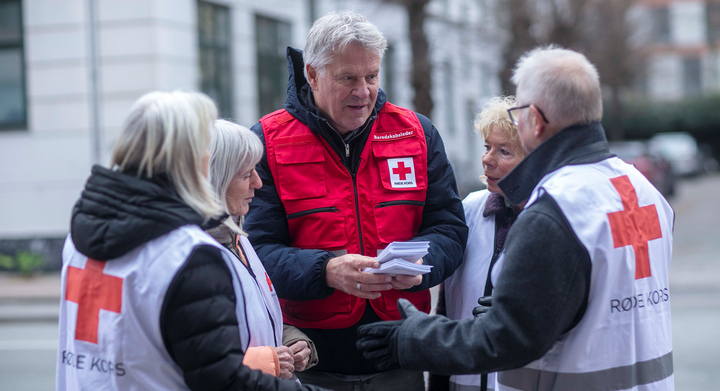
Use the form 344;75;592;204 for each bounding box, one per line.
364;241;433;276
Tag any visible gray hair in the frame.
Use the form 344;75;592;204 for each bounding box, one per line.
208;120;263;217
111;91;221;219
304;11;387;80
511;46;603;130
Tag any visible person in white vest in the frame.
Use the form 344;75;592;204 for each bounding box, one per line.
205;119;319;379
429;96;526;391
57;91;329;391
357;46;675;391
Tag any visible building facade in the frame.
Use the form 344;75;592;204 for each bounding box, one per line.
632;0;720;100
0;0;500;267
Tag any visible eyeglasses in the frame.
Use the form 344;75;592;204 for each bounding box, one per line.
507;105;550;126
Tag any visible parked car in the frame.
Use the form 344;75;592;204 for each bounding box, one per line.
647;132;703;177
609;141;675;197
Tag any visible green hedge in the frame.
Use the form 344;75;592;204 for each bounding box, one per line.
606;95;720;144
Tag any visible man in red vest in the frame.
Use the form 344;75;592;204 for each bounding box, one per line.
243;11;468;391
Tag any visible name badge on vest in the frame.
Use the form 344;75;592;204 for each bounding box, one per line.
387;158;417;188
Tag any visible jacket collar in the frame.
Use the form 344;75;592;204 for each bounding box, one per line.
498;121;613;206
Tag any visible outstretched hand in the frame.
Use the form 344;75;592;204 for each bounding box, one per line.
356;299;422;371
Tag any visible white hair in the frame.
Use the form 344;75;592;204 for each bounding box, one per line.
208;119;263;218
511;46;603;129
111;91;221;220
304;11;387;80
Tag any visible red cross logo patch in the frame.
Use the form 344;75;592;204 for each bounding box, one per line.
387;158;417;188
607;175;663;280
65;259;123;344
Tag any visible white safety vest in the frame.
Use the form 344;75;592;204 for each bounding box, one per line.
444;190;497;391
56;225;283;391
492;157;674;391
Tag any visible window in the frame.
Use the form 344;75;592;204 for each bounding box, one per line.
256;15;291;117
381;44;395;102
707;2;720;44
650;6;670;44
0;0;26;130
198;1;233;119
683;57;702;96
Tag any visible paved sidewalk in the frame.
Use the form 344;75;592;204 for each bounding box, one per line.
0;272;61;322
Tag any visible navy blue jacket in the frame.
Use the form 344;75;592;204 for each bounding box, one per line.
243;48;468;375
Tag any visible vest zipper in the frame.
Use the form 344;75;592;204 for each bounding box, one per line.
376;200;426;208
323;117;375;255
352;173;364;255
286;206;338;220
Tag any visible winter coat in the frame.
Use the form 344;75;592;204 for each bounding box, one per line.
65;165;327;391
243;47;468;375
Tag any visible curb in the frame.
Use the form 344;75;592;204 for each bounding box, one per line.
0;298;59;323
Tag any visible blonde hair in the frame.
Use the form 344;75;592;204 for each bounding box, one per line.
475;95;524;158
208;120;264;234
111;91;222;220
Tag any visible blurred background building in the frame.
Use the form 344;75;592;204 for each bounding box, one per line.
632;0;720;101
0;0;501;267
2;0;720;268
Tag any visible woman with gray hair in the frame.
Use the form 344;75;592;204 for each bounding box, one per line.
57;91;326;391
206;120;319;379
429;96;526;391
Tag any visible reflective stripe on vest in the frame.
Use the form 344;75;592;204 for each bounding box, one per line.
57;225;282;391
494;157;674;391
497;352;673;391
445;190;496;390
260;103;431;328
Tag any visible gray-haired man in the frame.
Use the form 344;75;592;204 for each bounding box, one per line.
244;11;468;391
358;46;676;391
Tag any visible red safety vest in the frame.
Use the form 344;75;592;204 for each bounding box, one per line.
261;102;432;329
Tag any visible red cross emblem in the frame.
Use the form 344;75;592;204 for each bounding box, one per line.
65;259;123;344
393;162;412;180
607;175;663;280
265;272;274;292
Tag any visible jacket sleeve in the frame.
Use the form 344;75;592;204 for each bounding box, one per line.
160;244;327;391
243;122;336;301
408;115;468;291
396;193;592;374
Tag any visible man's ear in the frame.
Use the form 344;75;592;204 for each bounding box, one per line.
529;105;546;138
306;64;318;90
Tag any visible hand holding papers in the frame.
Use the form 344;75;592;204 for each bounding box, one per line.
363;241;433;276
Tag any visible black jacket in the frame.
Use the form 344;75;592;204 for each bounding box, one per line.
243;47;468;374
70;165;326;391
396;122;611;375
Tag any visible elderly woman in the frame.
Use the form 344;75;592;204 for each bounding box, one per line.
205;120;319;379
429;96;526;391
57;91;326;391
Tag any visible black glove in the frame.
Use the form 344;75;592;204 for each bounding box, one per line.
356;319;403;371
471;295;492;318
356;299;421;371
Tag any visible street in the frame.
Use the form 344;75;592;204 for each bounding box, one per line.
1;174;720;390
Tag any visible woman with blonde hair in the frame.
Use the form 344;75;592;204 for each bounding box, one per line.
205;119;319;380
429;96;526;391
57;91;327;391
